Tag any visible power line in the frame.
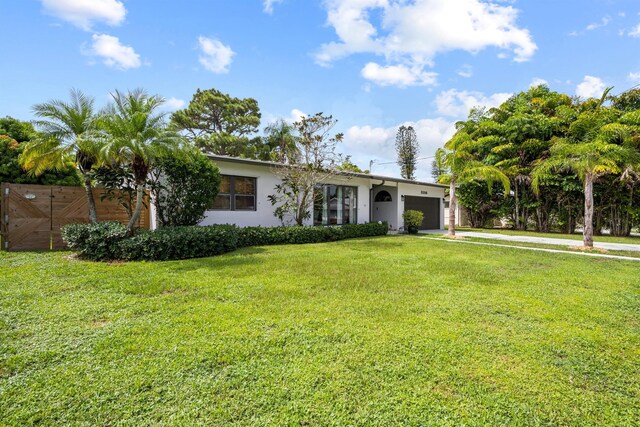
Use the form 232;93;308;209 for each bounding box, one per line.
369;155;436;172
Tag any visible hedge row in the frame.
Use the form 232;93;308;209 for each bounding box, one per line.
62;221;388;261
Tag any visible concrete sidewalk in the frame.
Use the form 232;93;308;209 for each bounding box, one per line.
420;230;640;252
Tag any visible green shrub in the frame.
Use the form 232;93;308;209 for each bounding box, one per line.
236;222;388;248
62;222;129;261
403;210;424;234
116;225;238;261
151;151;222;227
62;222;388;261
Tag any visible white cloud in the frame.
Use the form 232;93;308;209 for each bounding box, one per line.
288;108;307;123
628;72;640;83
41;0;125;31
529;77;548;88
263;0;283;14
315;0;536;87
361;62;437;87
161;97;186;111
585;16;610;31
576;75;607;99
628;24;640;37
435;89;511;118
263;108;307;126
88;34;141;70
571;15;611;36
457;64;473;78
198;36;234;73
343;117;457;181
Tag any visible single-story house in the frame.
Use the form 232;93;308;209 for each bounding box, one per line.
198;155;450;231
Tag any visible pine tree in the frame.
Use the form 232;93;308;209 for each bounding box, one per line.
395;125;419;180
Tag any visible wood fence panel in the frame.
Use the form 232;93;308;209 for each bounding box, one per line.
2;184;52;251
51;186;90;249
93;189;150;229
1;183;151;251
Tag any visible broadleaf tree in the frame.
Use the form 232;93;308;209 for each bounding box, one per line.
268;113;343;225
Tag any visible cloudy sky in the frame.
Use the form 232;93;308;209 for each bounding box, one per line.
2;0;640;180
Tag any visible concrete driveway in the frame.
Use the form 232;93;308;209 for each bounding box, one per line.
421;230;640;252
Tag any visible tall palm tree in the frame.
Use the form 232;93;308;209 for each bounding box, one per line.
437;131;511;237
20;89;102;222
263;119;300;163
532;134;636;247
532;86;640;247
100;89;183;233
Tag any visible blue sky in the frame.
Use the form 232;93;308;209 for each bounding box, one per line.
2;0;640;180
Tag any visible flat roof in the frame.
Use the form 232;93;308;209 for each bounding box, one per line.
207;154;449;189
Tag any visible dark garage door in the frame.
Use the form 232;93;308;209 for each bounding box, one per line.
404;196;440;229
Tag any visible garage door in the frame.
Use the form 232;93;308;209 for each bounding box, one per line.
404;196;440;229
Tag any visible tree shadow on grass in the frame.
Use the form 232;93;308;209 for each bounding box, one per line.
340;236;408;251
167;246;268;273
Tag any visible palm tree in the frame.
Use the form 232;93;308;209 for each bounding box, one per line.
436;129;510;237
100;89;183;233
20;89;102;222
437;131;511;237
531;86;640;247
263;119;300;163
532;135;636;247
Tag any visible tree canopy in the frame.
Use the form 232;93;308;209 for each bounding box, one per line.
171;88;262;157
437;84;640;243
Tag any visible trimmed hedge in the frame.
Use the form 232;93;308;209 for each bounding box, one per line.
62;221;388;261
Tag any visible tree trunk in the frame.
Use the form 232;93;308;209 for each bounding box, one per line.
514;181;519;230
83;173;98;223
128;183;145;234
448;179;457;237
583;175;594;248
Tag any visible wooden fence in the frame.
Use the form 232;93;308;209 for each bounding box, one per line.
1;183;150;251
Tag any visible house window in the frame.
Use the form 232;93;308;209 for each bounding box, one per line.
211;175;256;211
313;185;357;225
374;190;392;202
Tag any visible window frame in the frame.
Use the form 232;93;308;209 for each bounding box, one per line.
313;184;358;226
210;175;257;211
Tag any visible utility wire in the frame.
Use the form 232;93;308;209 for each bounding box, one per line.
370;155;435;167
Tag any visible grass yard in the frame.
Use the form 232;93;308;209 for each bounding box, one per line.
425;235;640;260
1;236;639;426
457;227;640;245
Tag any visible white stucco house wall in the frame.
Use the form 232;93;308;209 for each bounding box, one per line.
199;155;449;231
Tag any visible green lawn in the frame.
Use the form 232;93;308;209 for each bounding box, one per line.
425;235;640;259
1;237;639;426
457;227;640;245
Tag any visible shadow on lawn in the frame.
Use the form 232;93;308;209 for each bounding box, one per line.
342;235;408;251
167;246;268;272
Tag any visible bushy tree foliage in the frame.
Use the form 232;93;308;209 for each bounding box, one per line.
171;88;262;157
150;150;221;227
1;116;80;185
337;156;368;173
438;84;640;245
